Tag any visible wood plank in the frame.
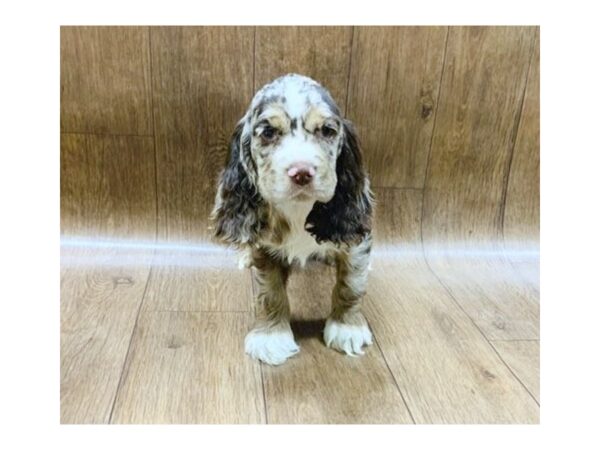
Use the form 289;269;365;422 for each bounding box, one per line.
140;248;253;313
60;133;157;238
60;248;153;424
491;340;540;403
261;263;414;424
347;26;447;188
254;26;353;112
503;29;540;289
110;311;265;424
504;28;539;246
422;26;535;245
427;258;539;341
60;26;152;135
150;26;254;242
371;187;423;251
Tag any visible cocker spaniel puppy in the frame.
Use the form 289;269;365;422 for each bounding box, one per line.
211;74;374;365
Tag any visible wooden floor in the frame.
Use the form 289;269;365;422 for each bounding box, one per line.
60;190;539;424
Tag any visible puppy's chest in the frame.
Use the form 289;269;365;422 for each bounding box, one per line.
277;228;331;265
264;203;335;266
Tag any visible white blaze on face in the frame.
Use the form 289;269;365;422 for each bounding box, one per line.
271;132;321;175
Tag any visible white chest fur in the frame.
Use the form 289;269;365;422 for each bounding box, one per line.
267;200;335;266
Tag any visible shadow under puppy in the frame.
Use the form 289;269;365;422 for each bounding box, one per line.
211;74;374;365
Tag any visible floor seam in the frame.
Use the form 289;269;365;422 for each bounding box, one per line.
371;332;416;424
107;262;156;423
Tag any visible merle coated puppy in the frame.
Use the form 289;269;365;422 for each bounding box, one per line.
211;74;373;365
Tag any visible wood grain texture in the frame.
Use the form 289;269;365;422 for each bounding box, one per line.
422;26;536;246
60;250;152;424
150;27;254;241
504;28;540;246
139;250;253;313
365;261;539;423
372;188;423;249
419;27;539;342
491;340;540;403
347;27;447;188
255;26;353;112
261;263;414;424
60;26;152;135
426;259;539;340
110;311;265;424
60;133;157;238
366;189;539;423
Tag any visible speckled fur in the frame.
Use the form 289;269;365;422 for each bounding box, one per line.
211;74;374;365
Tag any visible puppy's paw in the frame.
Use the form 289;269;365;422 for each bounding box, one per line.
323;318;373;356
244;327;300;365
238;248;253;269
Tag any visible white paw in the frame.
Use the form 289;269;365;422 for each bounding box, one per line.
244;327;300;365
323;318;373;356
238;249;252;269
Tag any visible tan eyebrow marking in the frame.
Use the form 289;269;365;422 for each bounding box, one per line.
256;104;291;134
303;105;339;133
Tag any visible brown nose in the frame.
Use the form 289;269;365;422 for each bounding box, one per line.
287;164;315;186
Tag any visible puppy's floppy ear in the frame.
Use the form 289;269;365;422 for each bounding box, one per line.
307;119;374;244
211;120;265;245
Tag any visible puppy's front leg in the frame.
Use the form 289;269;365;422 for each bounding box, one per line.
324;235;373;356
245;247;299;365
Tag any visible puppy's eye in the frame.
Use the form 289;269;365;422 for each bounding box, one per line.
320;125;338;139
261;125;278;141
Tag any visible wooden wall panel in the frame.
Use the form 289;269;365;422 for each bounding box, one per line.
151;27;254;241
504;29;540;246
59;26;540;247
255;26;353;112
347;27;447;188
60;26;152;135
422;27;536;247
60;134;156;238
372;188;423;251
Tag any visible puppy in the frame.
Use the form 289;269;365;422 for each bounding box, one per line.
211;74;374;365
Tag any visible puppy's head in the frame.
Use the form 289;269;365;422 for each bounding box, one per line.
244;74;343;204
212;74;372;245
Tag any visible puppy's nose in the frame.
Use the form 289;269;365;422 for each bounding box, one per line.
287;163;316;186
